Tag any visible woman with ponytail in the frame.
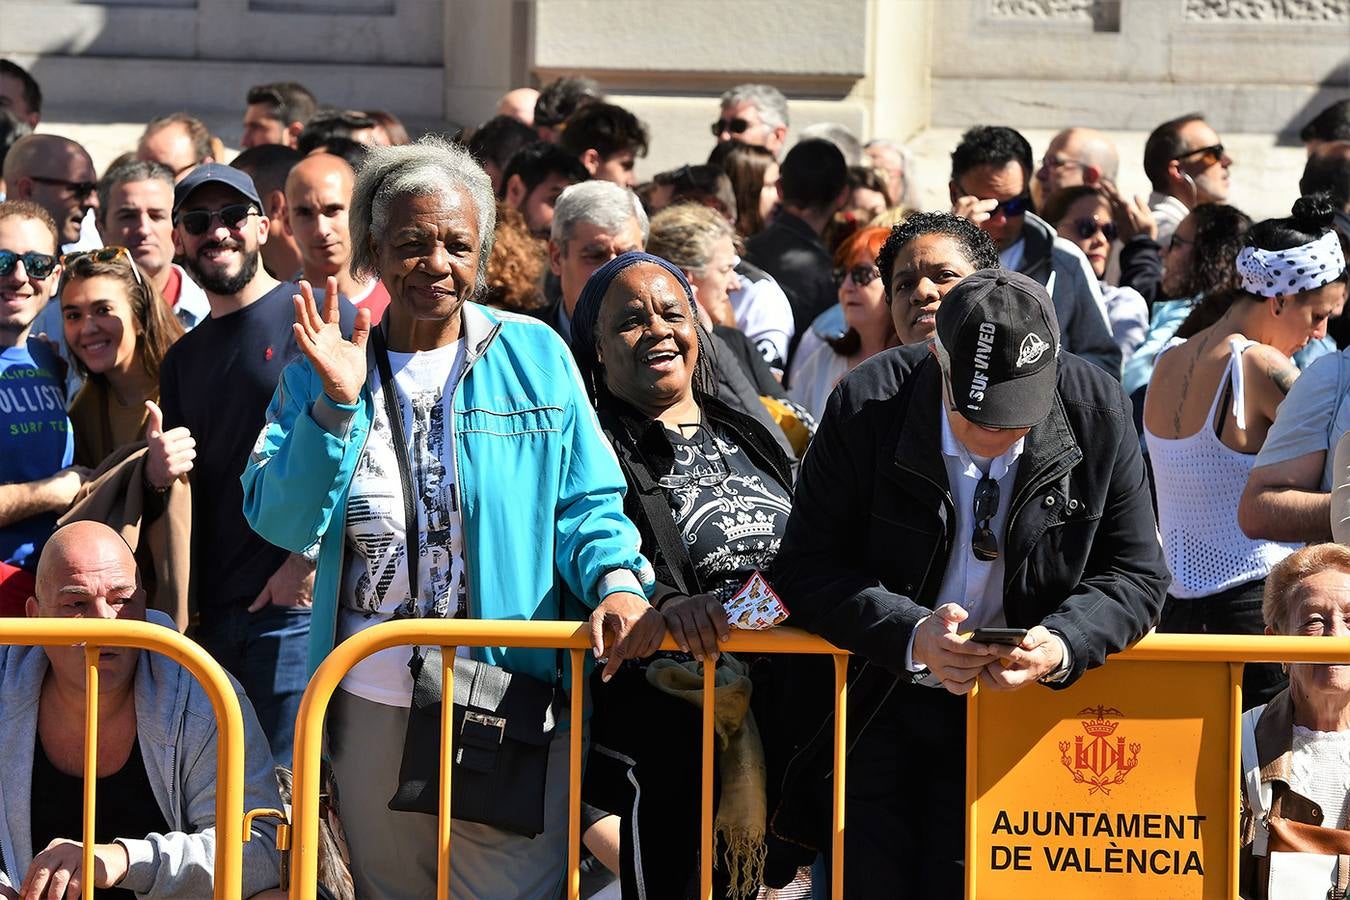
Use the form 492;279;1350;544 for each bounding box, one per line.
1144;195;1347;708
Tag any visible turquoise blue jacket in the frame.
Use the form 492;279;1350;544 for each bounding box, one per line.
241;302;653;685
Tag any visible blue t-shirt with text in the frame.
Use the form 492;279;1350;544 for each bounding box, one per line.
0;340;73;569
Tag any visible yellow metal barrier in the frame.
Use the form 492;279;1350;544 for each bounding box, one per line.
288;620;849;900
966;633;1350;900
0;619;250;900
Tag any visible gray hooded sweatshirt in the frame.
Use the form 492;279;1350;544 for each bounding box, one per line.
0;610;283;897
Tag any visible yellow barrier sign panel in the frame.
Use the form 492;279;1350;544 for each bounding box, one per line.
966;659;1238;899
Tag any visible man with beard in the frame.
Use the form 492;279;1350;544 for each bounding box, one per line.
283;153;388;321
158;164;353;764
0;201;81;614
95;158;209;329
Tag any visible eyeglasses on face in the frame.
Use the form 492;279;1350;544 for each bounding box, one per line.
1040;155;1086;173
971;475;1000;562
0;249;59;279
833;264;881;288
61;245;145;287
176;203;259;236
1071;217;1118;243
1168;232;1195;253
1173;144;1226;169
711;117;752;137
28;175;97;200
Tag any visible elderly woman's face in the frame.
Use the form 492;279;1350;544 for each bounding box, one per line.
1281;568;1350;702
596;265;699;416
373;187;481;322
888;233;980;346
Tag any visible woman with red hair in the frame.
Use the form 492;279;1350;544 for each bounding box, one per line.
787;226;897;420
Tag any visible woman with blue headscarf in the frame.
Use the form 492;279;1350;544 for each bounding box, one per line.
572;253;795;899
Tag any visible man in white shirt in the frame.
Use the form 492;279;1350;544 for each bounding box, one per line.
96;158;208;330
1142;113;1234;247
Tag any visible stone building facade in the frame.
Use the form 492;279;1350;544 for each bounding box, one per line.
3;0;1346;174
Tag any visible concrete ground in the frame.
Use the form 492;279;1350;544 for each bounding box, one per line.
44;114;1311;225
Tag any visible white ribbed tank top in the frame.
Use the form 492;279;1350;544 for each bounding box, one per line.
1144;337;1297;598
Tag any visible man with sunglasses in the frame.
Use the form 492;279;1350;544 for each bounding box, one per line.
1143;113;1234;246
158;163;353;764
3;134;99;251
712;83;789;158
950;125;1121;377
0;200;82;615
771;269;1168;899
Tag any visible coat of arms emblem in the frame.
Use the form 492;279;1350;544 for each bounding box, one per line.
1059;705;1141;796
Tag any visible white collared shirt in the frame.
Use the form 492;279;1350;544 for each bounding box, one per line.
903;408;1023;676
934;406;1024;628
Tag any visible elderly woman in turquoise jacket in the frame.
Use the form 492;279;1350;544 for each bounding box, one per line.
241;136;662;900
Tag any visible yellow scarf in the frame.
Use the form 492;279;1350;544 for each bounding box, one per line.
646;655;767;900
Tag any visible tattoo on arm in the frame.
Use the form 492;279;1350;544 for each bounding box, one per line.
1264;356;1300;395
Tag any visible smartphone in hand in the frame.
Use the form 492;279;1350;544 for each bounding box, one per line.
968;627;1029;646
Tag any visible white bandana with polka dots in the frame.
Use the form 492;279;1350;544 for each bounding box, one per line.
1235;230;1345;298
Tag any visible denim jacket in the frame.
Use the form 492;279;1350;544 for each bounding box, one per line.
241;303;653;685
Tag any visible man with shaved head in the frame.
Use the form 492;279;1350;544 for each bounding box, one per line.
3;134;99;250
497;86;540;126
284;152;389;320
1033;127;1120;206
0;521;283;899
138;113;214;183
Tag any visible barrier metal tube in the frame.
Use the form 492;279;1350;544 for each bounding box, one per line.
83;646;98;900
0;619;247;900
288;620;846;900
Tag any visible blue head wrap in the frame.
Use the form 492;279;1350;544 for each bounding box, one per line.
570;251;707;401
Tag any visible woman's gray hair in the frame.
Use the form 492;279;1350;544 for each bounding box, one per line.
549;180;649;247
349;134;496;287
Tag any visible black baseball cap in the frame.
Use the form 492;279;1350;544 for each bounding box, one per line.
934;268;1059;429
172;163;265;218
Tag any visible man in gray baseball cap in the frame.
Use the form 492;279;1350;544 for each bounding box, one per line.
769;266;1168;897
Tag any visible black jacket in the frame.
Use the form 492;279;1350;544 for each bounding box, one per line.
595;393;793;605
1016;213;1123;378
767;345;1169;849
745;212;835;360
1119;233;1164;307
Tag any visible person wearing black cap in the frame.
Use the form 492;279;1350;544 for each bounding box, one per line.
768;269;1169;897
157;162;354;765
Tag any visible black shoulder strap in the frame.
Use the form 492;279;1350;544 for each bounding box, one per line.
372;326;421;616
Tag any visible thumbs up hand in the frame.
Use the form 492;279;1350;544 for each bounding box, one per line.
144;400;196;490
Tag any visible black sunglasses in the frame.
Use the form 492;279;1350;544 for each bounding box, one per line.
28;175;97;199
1173;144;1225;168
0;249;59;279
1072;217;1118;242
972;475;1000;562
177;203;259;236
833;264;881;288
992;195;1031;218
711;117;752;137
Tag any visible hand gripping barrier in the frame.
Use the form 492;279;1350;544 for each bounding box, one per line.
0;619;250;900
287;619;850;900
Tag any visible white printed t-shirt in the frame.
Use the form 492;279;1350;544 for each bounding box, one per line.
339;341;468;706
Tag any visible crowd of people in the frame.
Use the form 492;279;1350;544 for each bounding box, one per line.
1;54;1349;899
